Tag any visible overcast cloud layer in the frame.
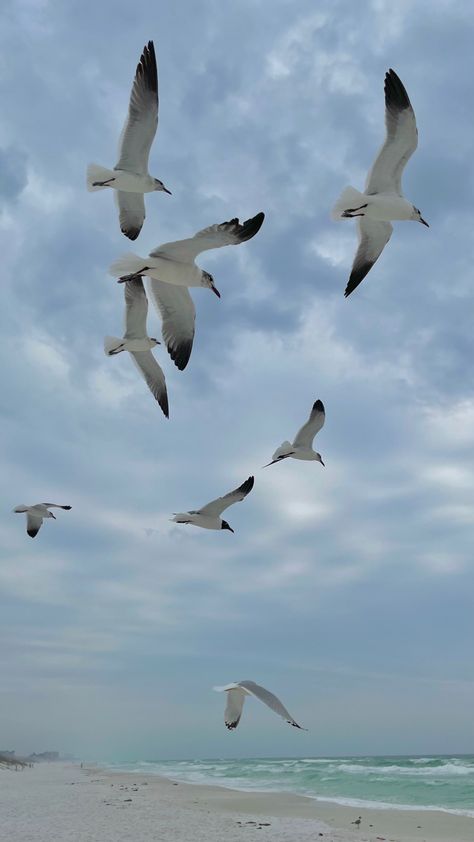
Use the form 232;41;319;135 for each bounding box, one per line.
1;0;474;760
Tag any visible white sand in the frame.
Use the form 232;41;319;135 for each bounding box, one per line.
1;762;473;842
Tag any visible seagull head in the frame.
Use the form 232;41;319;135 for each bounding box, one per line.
154;178;172;195
221;520;234;533
412;206;429;227
202;271;221;298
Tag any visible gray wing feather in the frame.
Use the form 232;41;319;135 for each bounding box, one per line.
115;41;158;174
344;219;393;297
146;279;195;370
129;351;169;418
151;213;265;262
238;680;304;729
124;278;148;340
293;400;325;448
365;69;418;196
198;476;254;517
115;191;146;241
224;688;246;730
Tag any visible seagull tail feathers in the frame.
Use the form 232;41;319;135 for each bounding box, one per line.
331;185;367;220
104;336;125;356
86;163;117;191
109;253;146;279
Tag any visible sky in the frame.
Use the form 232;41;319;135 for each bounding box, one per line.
1;0;474;761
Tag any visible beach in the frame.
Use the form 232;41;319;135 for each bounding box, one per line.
1;762;473;842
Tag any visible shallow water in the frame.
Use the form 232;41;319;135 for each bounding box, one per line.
106;755;474;816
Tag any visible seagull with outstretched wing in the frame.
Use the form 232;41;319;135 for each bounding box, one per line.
172;477;254;532
332;69;428;297
87;41;171;240
13;503;72;538
264;399;325;467
214;680;306;731
104;277;169;418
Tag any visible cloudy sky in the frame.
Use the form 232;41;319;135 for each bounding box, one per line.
1;0;474;761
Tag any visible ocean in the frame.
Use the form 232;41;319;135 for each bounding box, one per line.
106;755;474;817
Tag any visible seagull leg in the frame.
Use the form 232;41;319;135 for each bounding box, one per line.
92;178;116;187
342;203;368;218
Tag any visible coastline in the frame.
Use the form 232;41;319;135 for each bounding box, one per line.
2;761;473;841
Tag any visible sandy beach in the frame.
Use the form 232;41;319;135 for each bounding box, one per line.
1;762;473;842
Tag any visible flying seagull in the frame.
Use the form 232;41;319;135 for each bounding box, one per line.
13;503;72;538
109;212;265;296
332;69;428;297
87;41;171;240
214;680;306;730
172;476;254;532
264;399;325;467
104;277;169;417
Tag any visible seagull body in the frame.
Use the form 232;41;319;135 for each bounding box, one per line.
332;69;428;297
109;213;265;296
264;400;325;467
214;680;305;730
87;41;171;240
104;278;169;418
172;476;254;532
13;503;71;538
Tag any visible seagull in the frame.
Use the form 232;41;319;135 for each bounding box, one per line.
109;213;265;296
264;399;325;467
172;476;254;532
104;277;169;417
13;503;72;538
214;680;306;730
351;817;362;828
87;41;171;240
332;68;428;297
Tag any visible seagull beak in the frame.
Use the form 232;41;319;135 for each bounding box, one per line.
163;186;172;195
420;217;429;227
211;285;221;298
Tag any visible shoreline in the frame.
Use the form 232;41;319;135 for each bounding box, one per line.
2;761;473;841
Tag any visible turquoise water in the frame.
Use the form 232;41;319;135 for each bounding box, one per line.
107;756;474;817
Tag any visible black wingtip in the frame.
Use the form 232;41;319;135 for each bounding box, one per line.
169;339;193;371
344;262;373;297
238;211;265;242
313;399;325;414
27;529;39;538
137;40;157;94
159;394;170;419
238;476;254;496
384;68;411;111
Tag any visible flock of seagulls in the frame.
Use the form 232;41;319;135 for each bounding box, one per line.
13;40;428;732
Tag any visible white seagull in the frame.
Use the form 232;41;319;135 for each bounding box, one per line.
109;212;265;296
172;476;254;532
264;399;325;467
332;68;428;297
214;680;306;731
87;41;171;240
104;277;169;418
13;503;72;538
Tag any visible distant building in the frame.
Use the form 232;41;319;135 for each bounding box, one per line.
28;751;60;761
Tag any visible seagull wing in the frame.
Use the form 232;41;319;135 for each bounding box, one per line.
150;213;265;262
26;513;43;538
238;680;305;729
115;41;158;175
129;351;169;418
124;277;148;340
13;505;29;513
197;476;254;517
293;399;325;448
365;69;418;196
224;688;246;730
147;279;195;370
344;219;393;297
42;504;72;510
115;191;146;241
